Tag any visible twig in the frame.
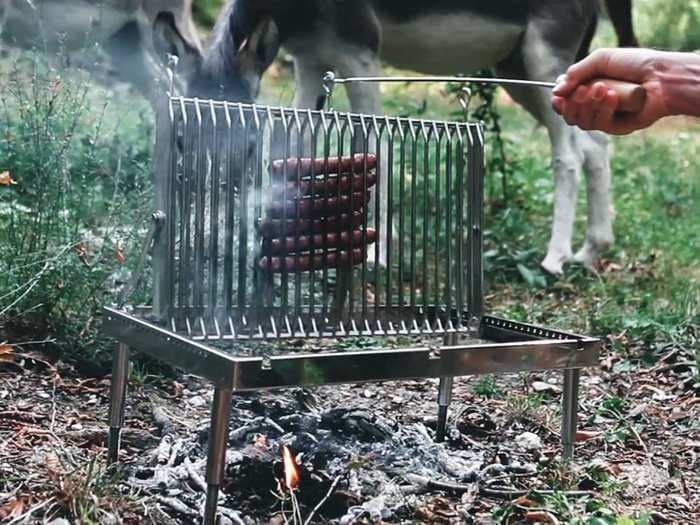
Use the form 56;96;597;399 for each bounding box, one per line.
480;486;593;499
653;361;696;374
156;496;198;518
7;496;56;525
303;475;342;525
184;457;207;493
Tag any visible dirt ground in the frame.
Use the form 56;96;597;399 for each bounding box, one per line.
0;340;698;524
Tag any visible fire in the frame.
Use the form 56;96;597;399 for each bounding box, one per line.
281;445;300;491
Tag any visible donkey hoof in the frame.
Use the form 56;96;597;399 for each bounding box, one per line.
541;251;570;276
573;244;601;273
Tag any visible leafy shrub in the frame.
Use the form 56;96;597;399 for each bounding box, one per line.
0;51;152;361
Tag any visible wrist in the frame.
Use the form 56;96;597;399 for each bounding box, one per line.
654;52;700;117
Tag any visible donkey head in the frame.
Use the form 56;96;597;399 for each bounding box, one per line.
154;10;280;103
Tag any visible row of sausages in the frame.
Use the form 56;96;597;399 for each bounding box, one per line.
259;154;377;272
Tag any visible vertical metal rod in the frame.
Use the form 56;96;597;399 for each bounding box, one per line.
433;126;442;320
436;334;457;442
208;103;221;317
468;126;485;333
444;130;453;325
385;122;394;310
360;116;370;323
107;343;130;463
421;125;430;324
397;126;406;316
373;118;382;329
330;116;350;324
456;132;465;328
237;118;251;311
561;368;580;461
193;101;206;316
280;110;291;317
222;106;235;316
152;96;174;322
203;386;233;525
409;123;418;314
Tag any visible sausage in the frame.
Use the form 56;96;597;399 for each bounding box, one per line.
258;211;364;237
259;248;368;272
266;192;370;218
263;228;377;255
271;153;377;177
273;172;377;198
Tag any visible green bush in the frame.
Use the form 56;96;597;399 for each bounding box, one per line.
0;51;152;360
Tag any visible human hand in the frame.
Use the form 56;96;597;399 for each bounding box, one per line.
551;48;673;134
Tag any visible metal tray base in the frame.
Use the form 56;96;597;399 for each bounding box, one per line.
103;306;599;390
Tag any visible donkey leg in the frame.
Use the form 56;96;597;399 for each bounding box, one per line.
495;79;583;275
497;15;594;275
574;131;614;270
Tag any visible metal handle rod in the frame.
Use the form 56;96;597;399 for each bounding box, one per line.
324;72;556;90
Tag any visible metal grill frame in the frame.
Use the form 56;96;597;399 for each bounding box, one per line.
103;95;600;525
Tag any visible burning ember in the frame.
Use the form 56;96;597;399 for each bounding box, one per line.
281;445;300;492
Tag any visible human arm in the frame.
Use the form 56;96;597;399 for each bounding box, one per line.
551;48;700;134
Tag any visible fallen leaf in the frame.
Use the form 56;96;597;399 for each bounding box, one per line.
0;171;17;185
73;242;90;266
115;242;126;264
44;451;62;478
575;430;604;442
0;343;15;364
512;495;538;507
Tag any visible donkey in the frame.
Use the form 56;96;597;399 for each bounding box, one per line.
157;0;618;275
0;0;202;102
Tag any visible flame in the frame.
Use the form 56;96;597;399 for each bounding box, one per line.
253;434;268;449
281;445;300;491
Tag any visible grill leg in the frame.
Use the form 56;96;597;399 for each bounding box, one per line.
203;386;233;525
436;376;454;442
561;368;580;461
436;335;457;442
107;343;130;464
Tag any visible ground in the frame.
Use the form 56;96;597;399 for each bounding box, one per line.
0;336;697;523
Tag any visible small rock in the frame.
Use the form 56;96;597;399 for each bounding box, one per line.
532;381;561;394
188;395;207;408
363;389;374;398
515;432;542;451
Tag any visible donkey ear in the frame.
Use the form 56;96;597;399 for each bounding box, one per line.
237;17;280;73
153;12;201;69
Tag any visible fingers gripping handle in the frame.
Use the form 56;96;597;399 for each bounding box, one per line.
589;79;647;113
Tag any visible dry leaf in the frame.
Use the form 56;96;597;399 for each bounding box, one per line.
512;495;538;507
115;243;126;264
73;242;90;266
0;171;17;186
44;451;62;478
0;343;15;364
575;430;604;442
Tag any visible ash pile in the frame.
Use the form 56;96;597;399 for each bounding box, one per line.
130;383;542;524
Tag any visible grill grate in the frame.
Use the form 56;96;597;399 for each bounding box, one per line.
152;98;484;340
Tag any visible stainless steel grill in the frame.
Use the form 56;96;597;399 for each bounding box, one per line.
103;94;600;525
